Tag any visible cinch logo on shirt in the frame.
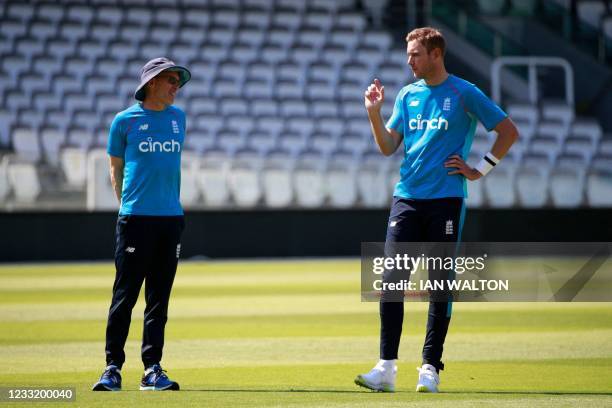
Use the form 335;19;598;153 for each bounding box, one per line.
138;137;181;153
408;114;449;131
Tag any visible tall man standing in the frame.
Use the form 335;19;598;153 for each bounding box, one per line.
93;58;191;392
355;28;518;393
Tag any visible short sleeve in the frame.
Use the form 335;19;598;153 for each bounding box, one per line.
464;85;507;131
386;90;405;135
107;114;126;158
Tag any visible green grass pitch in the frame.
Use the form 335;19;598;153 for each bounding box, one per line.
0;260;611;407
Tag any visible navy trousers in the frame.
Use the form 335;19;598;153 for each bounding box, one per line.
105;215;184;369
380;197;465;372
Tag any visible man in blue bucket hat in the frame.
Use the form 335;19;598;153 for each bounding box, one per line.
93;58;191;392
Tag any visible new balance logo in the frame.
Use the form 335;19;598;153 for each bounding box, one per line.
443;97;451;111
139;124;149;131
445;220;453;235
126;247;136;253
390;220;398;227
409;99;420;107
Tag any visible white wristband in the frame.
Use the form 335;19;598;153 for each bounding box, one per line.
475;152;500;176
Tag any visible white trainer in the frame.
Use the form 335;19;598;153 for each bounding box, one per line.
416;363;440;393
354;360;397;392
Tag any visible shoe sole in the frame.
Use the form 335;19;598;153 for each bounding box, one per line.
139;383;180;391
416;384;438;393
354;376;394;393
92;383;120;392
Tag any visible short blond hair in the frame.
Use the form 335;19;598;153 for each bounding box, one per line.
406;27;446;56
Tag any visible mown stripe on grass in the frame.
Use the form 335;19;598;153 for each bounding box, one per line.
2;307;612;345
2;331;611;374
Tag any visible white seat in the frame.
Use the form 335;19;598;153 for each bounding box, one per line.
86;149;118;210
320;45;352;69
255;116;285;137
297;29;327;50
330;29;360;51
7;3;34;22
484;162;516;208
311;0;355;13
586;170;612;207
30;20;57;41
536;121;568;143
277;0;306;12
310;131;339;155
466;178;485;208
541;104;574;129
326;161;357;208
357;156;388;208
304;12;333;32
12;128;41;162
277;132;308;156
154;7;181;27
228;152;262;208
261;152;294;207
280;100;309;117
317;117;345;137
180;154;201;208
217;129;244;155
294;168;326;207
550;167;585;208
40;129;66;167
305;82;336;103
528;136;560;164
220;99;248;116
293;152;326;207
250;99;278;117
211;0;241;11
67;128;94;150
237;28;266;48
577;0;606;28
516;165;550;208
0;157;10;203
3;55;29;83
60;147;88;189
362;0;388;25
247;130;276;154
242;10;270;29
312;101;340;118
198;151;231;207
272;11;301;31
185;131;216;153
336;12;366;32
339;132;368;156
0;109;15;146
507;104;538;126
564;137;596;162
7;162;41;203
604;16;612;40
598;139;612;156
286;117;315;138
571;120;602;145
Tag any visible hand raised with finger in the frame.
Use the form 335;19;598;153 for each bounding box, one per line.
364;78;385;113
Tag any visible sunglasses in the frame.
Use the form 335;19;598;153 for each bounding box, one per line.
157;75;181;86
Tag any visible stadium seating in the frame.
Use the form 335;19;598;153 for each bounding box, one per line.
0;0;610;210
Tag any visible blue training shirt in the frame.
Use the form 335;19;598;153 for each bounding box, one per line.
386;74;507;199
107;103;185;216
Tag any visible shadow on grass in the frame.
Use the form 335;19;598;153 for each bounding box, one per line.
125;389;612;396
442;390;612;396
